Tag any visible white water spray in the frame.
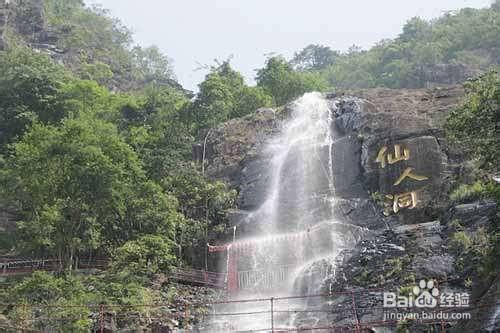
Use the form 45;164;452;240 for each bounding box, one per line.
250;92;336;233
202;93;367;331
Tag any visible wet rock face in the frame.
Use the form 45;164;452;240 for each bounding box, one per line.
199;87;464;232
196;87;500;331
328;88;463;225
364;136;444;195
193;108;280;184
446;200;499;333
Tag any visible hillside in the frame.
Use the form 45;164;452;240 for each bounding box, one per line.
0;0;498;331
293;2;500;89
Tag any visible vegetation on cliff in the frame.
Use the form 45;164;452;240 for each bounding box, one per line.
293;1;500;89
445;70;499;292
446;71;500;173
0;0;498;330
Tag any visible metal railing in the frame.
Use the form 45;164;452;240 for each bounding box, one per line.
1;290;498;332
171;267;227;288
0;258;108;276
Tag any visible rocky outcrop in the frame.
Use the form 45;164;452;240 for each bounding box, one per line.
8;0;45;41
330;87;465;226
454;276;500;333
0;0;63;56
196;85;498;330
199;86;464;230
194;108;280;182
193;108;281;221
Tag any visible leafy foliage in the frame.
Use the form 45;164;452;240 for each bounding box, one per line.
2;117;181;267
0;47;72;150
43;0;180;91
289;3;500;89
130;46;176;85
450;181;500;203
190;60;273;129
1;0;500;330
118;84;193;179
3;270;155;331
446;71;500;171
291;44;338;71
163;165;236;265
112;235;175;277
6;271;94;331
256;56;328;105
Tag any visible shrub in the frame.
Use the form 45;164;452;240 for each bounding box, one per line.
449;231;472;254
111;235;175;277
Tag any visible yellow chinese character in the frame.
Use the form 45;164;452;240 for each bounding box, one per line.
375;144;410;168
384;191;418;215
393;167;429;186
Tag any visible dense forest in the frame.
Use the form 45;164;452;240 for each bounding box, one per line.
0;0;498;330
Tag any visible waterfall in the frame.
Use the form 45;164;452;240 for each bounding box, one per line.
232;92;367;293
249;92;337;233
203;93;368;332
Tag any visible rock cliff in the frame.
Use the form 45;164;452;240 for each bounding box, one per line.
197;86;499;331
198;86;464;229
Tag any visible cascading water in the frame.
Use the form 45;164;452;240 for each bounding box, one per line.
202;93;368;331
252;92;336;232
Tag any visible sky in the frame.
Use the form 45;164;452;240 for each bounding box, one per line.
86;0;493;91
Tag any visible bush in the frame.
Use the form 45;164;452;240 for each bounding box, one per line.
449;231;472;254
450;182;488;203
445;71;500;171
256;56;328;106
8;272;93;331
450;182;500;203
111;235;175;277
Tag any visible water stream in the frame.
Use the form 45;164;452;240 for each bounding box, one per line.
201;93;366;331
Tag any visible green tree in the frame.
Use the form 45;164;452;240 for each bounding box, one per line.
233;86;273;118
256;56;327;105
191;70;235;129
162;165;236;266
60;80;114;116
399;17;430;42
2;117;180;269
0;48;72;150
316;3;500;90
291;44;338;71
111;235;175;277
44;0;85;22
131;46;176;85
79;61;114;85
44;0;183;92
445;71;500;171
8;271;93;332
191;61;271;130
119;85;193;179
